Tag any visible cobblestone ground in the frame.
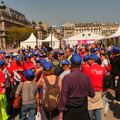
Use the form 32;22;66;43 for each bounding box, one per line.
15;89;120;120
105;89;120;120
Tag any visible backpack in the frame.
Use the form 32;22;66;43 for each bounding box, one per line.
42;76;60;112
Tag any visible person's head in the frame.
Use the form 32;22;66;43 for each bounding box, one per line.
5;54;10;63
100;53;106;61
87;53;99;65
61;60;70;70
100;49;105;54
91;43;96;49
43;62;53;76
59;52;65;61
25;54;31;61
14;55;21;63
79;48;86;54
0;60;5;70
24;69;35;81
70;54;82;68
39;54;44;60
32;51;38;60
52;53;58;61
83;55;90;62
94;48;100;55
47;52;53;59
65;48;71;57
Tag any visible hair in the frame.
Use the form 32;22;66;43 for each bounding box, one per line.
44;68;54;76
71;63;81;68
52;53;58;60
26;76;35;81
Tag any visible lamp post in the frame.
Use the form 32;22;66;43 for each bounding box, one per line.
49;26;53;48
51;31;52;48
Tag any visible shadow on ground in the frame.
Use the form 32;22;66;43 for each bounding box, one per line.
107;91;120;119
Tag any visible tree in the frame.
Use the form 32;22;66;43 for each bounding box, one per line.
7;26;36;47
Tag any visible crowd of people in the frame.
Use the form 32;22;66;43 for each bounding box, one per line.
0;43;120;120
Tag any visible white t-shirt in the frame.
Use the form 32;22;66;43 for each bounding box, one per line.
101;59;108;67
59;70;71;80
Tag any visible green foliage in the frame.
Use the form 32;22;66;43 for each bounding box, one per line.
6;26;37;46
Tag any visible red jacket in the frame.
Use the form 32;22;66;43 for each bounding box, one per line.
10;60;24;82
85;63;107;91
23;60;35;70
0;70;5;94
81;62;90;75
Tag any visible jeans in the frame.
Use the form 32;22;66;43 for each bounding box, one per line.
89;109;101;120
20;103;36;120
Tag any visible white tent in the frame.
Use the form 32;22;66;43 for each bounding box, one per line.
65;31;105;46
20;33;37;48
41;34;60;49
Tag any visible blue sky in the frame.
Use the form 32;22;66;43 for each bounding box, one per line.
2;0;120;25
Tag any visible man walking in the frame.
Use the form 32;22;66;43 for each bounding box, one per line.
58;54;95;120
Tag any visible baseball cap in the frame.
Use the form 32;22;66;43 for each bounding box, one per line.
43;62;53;71
24;69;34;80
39;54;44;57
5;54;10;58
0;60;5;66
14;55;20;61
83;55;90;62
21;48;25;52
26;54;31;58
70;54;82;64
94;48;100;51
89;53;99;61
61;60;70;65
0;50;3;54
112;47;120;53
32;51;38;56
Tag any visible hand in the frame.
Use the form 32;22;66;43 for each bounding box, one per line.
58;117;62;120
37;106;40;112
0;83;5;87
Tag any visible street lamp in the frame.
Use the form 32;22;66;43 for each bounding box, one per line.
48;26;53;48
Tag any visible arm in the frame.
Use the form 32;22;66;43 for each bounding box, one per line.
37;73;44;88
58;78;62;91
86;76;95;98
36;91;40;112
58;76;69;118
15;82;23;97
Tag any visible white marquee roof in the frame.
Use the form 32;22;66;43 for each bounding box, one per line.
20;33;37;48
43;34;59;42
22;33;37;43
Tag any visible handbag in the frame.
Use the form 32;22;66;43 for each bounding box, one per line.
13;95;22;109
13;83;23;109
35;112;41;120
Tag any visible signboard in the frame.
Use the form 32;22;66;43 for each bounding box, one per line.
77;39;95;45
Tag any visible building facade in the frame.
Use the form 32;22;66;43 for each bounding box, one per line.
35;23;64;42
63;22;119;38
0;4;30;49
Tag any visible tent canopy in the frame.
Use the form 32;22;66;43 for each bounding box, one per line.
20;33;37;48
22;33;36;43
43;34;59;42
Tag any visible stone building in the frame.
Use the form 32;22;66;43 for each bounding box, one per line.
63;22;119;38
0;3;30;49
